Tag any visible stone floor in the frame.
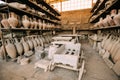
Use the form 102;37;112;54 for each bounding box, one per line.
0;42;119;80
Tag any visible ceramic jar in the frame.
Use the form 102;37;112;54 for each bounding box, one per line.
22;15;30;29
33;18;38;29
5;39;17;58
110;38;120;55
35;36;40;46
105;0;114;9
14;38;23;56
21;37;29;53
98;18;104;27
94;23;99;28
27;37;34;50
102;15;110;27
8;12;18;28
0;46;5;60
42;20;46;30
38;19;42;29
114;9;120;26
41;36;45;44
1;14;10;28
30;18;34;29
107;9;116;26
38;36;44;47
113;46;120;63
32;36;37;48
8;2;27;9
112;42;120;58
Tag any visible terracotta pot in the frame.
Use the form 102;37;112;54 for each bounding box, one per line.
27;37;34;50
32;37;37;48
111;40;120;58
110;39;120;55
30;18;34;29
44;36;48;44
17;16;21;27
18;4;27;9
8;12;18;28
42;20;46;30
8;2;27;9
107;9;116;26
101;35;109;48
40;36;45;44
104;36;111;50
35;36;40;46
113;46;120;63
114;9;120;26
112;44;120;59
102;15;109;27
5;39;17;58
1;14;10;28
21;37;29;53
0;46;5;60
47;35;51;43
105;0;114;9
38;19;42;29
107;38;115;52
33;18;38;29
38;36;44;47
98;18;104;27
22;15;30;29
14;38;23;56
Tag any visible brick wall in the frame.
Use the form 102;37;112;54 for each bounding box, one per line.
61;9;92;29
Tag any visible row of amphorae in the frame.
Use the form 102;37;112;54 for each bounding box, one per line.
94;9;120;28
1;12;56;29
0;35;52;60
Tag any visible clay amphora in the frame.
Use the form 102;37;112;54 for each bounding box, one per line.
114;9;120;26
98;18;104;27
21;37;29;53
27;37;34;50
38;19;42;29
105;0;115;9
5;39;17;58
42;20;46;30
22;15;30;29
32;36;37;48
107;9;116;26
14;38;23;56
1;14;10;28
38;36;44;47
110;38;120;55
33;18;38;29
30;18;34;29
0;46;5;59
8;12;18;28
113;47;120;63
35;36;40;46
102;15;109;27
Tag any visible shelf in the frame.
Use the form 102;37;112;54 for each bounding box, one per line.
90;25;120;30
0;4;60;25
91;0;100;12
1;28;53;32
37;0;60;16
2;0;60;21
90;0;119;23
61;29;91;31
91;0;107;16
17;0;60;21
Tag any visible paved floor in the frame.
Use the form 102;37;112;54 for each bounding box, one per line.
0;42;119;80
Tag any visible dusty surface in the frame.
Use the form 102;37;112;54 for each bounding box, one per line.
0;42;119;80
